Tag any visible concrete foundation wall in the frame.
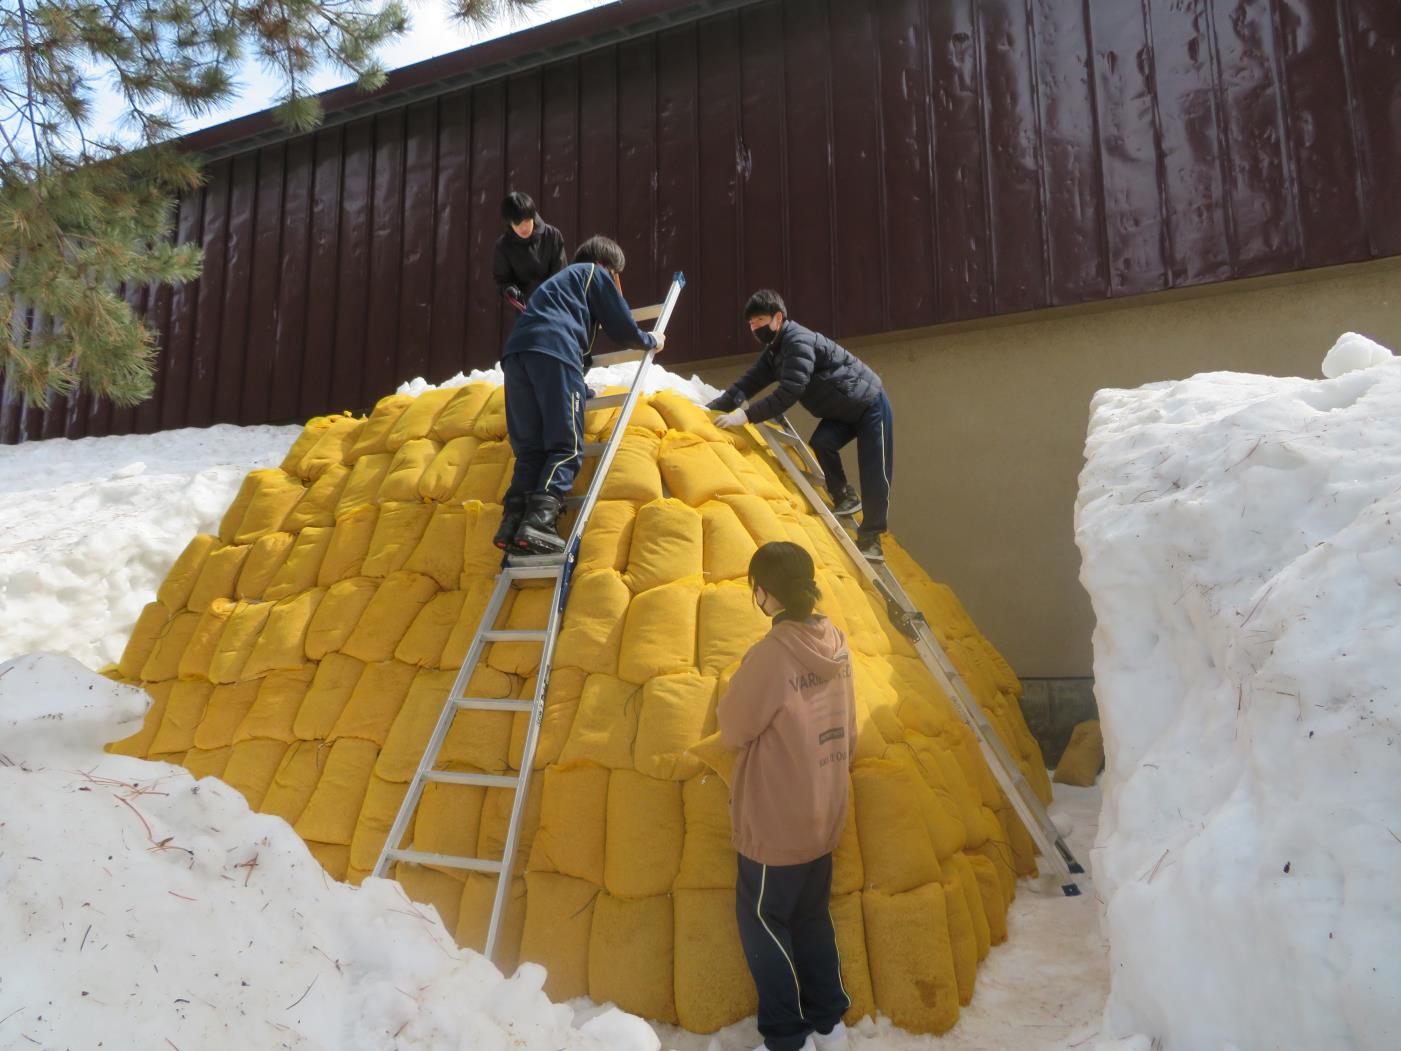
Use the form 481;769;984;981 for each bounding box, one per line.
697;257;1401;681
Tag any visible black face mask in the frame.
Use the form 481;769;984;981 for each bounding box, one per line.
753;322;779;346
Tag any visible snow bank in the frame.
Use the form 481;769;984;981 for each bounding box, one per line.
0;425;302;668
1076;346;1401;1049
397;360;724;404
0;652;657;1051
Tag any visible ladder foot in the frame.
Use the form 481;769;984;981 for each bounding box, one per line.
1061;883;1083;897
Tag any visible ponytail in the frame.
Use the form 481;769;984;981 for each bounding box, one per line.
748;541;821;620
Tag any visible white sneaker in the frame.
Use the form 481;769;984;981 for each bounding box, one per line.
814;1022;850;1051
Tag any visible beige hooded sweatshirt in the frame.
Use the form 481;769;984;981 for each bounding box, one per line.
717;614;857;866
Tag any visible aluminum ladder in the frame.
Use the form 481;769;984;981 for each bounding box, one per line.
751;413;1084;896
373;273;687;958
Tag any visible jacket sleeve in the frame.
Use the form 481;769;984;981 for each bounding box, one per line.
548;228;567;277
707;354;776;411
717;641;786;748
586;265;658;350
492;238;513;294
746;333;816;423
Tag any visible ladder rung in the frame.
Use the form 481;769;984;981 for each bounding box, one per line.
630;303;663;322
591;349;646;367
453;696;535;712
562;494;586;508
481;629;548;643
385;848;504;874
582;442;608;457
586;393;628;411
423;770;521;789
503;557;567;577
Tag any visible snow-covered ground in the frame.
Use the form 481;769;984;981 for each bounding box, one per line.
0;362;1109;1050
1077;335;1401;1050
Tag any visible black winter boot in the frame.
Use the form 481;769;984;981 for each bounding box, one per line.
830;484;862;517
514;492;567;555
493;495;527;550
855;532;885;562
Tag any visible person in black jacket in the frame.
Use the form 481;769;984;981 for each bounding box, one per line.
709;290;893;562
497;235;666;555
493;191;567;310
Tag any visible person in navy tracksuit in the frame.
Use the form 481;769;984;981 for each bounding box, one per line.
496;235;666;555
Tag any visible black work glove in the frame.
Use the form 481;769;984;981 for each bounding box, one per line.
504;285;523;302
705;395;726;411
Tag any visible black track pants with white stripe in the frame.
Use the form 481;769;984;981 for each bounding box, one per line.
501;350;588;502
736;852;850;1051
809;390;894;536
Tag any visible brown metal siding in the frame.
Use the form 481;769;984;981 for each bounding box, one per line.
4;0;1398;443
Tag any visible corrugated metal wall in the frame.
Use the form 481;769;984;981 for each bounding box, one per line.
4;0;1399;442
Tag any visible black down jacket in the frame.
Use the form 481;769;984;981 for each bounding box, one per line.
709;321;883;425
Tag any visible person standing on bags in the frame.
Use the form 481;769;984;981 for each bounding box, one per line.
493;191;567;311
718;541;857;1051
495;235;665;555
708;290;893;562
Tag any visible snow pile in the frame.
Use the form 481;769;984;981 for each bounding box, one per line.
397;360;724;404
1321;331;1395;379
0;652;657;1051
1076;345;1401;1049
0;424;302;668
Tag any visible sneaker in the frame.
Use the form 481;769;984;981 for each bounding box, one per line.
814;1022;850;1051
830;485;861;517
855;532;884;562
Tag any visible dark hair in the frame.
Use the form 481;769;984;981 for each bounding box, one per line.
749;541;821;620
744;289;787;321
501;191;537;224
573;235;627;273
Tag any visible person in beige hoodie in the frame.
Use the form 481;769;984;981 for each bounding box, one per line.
718;541;857;1051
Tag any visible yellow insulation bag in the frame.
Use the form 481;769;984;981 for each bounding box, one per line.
192;679;260;750
431;382;493;441
360;500;435;578
698;500;758;583
529;760;609;884
347;394;414;459
294;736;380;845
158;534;222;611
675;772;736;890
220;738;290;810
377;438;439;503
279;417;335;475
508;666;587;771
576;499;636;574
305;576;379;660
598;429;663;503
235;532;296;600
232;470;305;544
264;526;333;601
328;659;418;745
457;874;526;971
617;574;700;682
471;385;507;440
852;760;943;893
519;872;598;1001
485;583;553;676
260;739;326;825
649;389;736;446
658;432;747;506
604;770;683;899
863;882;961;1034
559;674;642;769
452;440;513;505
634;672;715;780
241;588;324;678
623;498;704;593
348;774;409;873
398;864;467;934
674;888;758;1034
402;504;467;589
340;570;440;663
376;667;458;781
697;581;770;675
395;590;467;668
553;569;630;675
589;893;677;1024
336;452;394;518
106;680;172;757
412;781;485;870
206;601;274;684
296;415;362;480
217;472;262;544
149;680;214;754
830;891;877;1023
418;436;480;502
294;652;365;740
386;387;457;450
284;463;350;531
234;666;314;743
118;602;171;680
188;543;251;613
139;611;202;683
318;506;379;585
177;600;236;681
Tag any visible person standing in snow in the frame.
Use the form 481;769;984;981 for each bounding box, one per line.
495;235;665;555
708;290;893;562
718;541;856;1051
493;191;567;312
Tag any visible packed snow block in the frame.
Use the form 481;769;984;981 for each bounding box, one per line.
188;542;251;612
485;583;554;676
553;569;630;675
184;745;233;780
318;506;379;584
232;470;306;544
106;680;173;757
118;602;171;680
304;576;379;660
452;440;513;504
622;498;704;592
193;679;260;750
589;893;678;1024
306;841;351;881
376;667;459;782
234;532;296;600
456;873;527;969
598;429;664;503
418;436;481;502
829;891;877;1023
950;852;991;960
674;887;757;1033
377;439;438;503
658;432;748;507
604;770;683;899
295;415;363;480
395;590;467;668
347;393;415;460
386;387;457;450
430;382;493;441
264;526;334;601
508;667;586;771
397;863;467;933
560;674;642;769
529;761;609;885
242;589;324;678
294;737;379;845
618;574;700;682
340;570;440;664
634;672;716;780
207;601;274;684
279;416;336;475
863;881;961;1034
359;500;434;580
158;534;222;611
852;761;943;893
650;389;736;446
234;666;315;744
576;499;636;574
259;739;326;825
402;504;467;589
519;871;598;1001
675;772;736;890
698;582;770;675
348;774;408;874
470;385;508;440
220;737;291;810
412;780;485;871
699;500;758;583
328;659;417;746
335;452;394;520
139;610;202;683
294;652;365;740
1054;719;1104;787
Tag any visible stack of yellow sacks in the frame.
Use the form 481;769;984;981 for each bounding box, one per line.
106;380;1052;1035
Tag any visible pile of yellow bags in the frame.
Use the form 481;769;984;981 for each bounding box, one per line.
107;380;1052;1035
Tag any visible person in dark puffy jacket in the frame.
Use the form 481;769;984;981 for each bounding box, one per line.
493;191;566;310
708;290;893;562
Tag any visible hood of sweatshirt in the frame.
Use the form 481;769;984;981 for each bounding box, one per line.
770;615;849;679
